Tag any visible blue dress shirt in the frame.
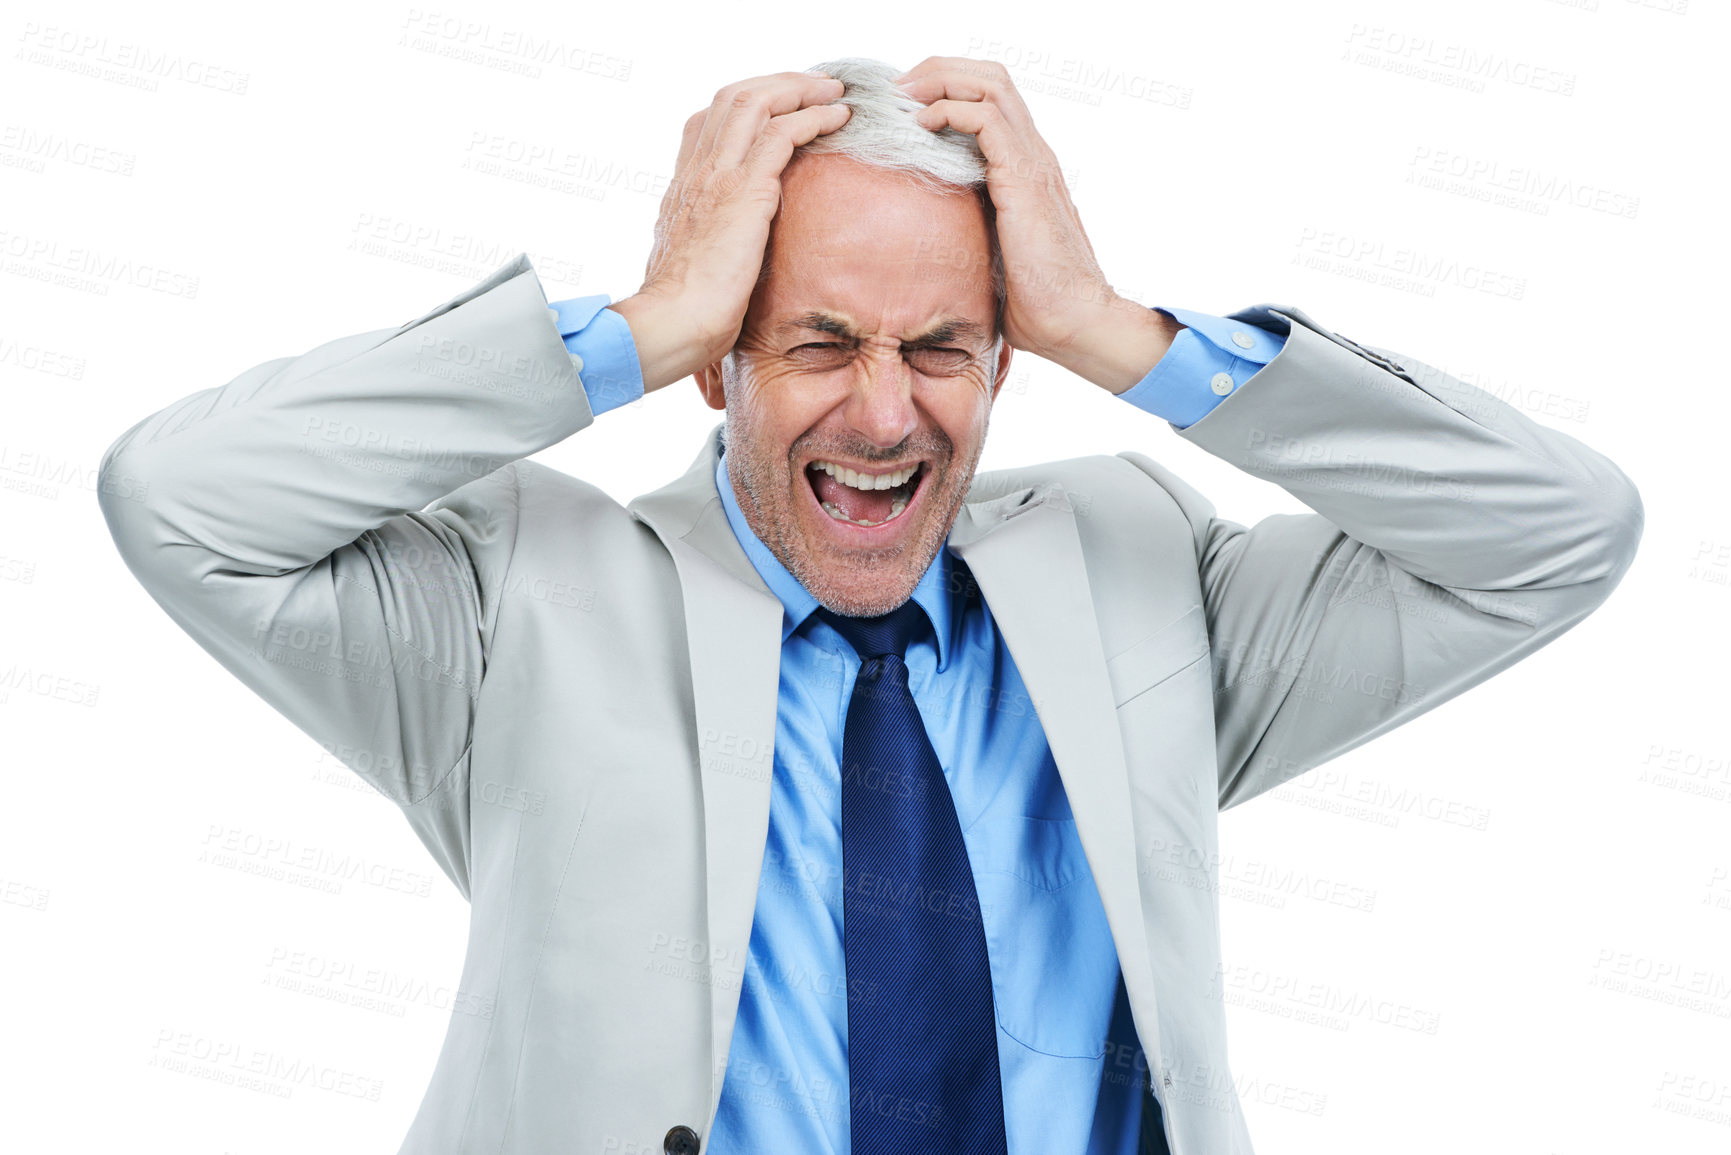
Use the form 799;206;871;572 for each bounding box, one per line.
546;292;1285;1153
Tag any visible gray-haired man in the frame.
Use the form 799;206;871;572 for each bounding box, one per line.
100;55;1642;1155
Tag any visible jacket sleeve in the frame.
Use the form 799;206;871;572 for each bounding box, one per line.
96;253;601;895
1117;305;1644;811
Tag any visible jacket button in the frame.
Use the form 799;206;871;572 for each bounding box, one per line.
663;1125;700;1155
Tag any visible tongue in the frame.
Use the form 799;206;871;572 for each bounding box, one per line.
812;470;899;523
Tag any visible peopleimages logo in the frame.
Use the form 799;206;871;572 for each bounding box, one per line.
1293;228;1526;301
1407;146;1641;220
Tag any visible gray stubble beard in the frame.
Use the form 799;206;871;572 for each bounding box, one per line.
722;404;984;619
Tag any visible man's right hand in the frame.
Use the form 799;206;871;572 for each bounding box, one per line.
608;71;852;394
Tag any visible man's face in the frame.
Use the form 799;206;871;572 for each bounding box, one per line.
698;153;1011;618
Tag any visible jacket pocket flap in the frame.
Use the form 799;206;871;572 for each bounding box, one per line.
1106;604;1209;708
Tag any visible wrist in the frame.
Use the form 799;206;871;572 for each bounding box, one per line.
1044;295;1180;394
607;292;723;395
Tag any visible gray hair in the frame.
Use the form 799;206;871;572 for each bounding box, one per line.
754;56;1007;341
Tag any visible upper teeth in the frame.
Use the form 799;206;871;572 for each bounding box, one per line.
811;461;919;490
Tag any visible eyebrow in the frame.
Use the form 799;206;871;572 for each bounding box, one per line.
777;311;988;348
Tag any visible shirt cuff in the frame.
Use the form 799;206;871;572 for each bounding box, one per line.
1115;306;1286;430
547;294;646;416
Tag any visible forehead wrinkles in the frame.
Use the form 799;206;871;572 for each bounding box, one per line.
762;247;991;342
774;308;990;348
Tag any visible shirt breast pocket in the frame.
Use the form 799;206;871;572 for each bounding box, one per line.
974;817;1118;1059
1106;604;1210;709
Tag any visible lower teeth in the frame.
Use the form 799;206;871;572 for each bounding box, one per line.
821;496;908;526
813;471;913;529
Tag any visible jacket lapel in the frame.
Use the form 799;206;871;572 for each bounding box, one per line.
628;425;783;1117
944;488;1163;1064
628;424;1160;1123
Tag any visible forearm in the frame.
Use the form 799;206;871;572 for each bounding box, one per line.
93;255;591;830
605;292;720;395
1177;310;1643;600
99;252;592;576
1117;308;1644;810
1042;293;1182;394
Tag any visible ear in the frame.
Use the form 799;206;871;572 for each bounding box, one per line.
987;337;1014;404
695;360;726;410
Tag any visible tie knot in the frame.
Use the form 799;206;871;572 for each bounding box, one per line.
814;600;932;662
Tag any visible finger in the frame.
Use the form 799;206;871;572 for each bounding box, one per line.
895;61;1034;132
690;73;814;165
695;72;845;172
674;108;707;177
894;56;1004;91
891;55;946;86
739;101;852;181
712;73;847;171
910;98;1019;162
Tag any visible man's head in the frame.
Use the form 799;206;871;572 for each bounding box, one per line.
695;57;1012;618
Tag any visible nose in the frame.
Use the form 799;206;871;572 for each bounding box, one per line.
842;344;920;451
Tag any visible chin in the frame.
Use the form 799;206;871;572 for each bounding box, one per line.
804;566;924;619
791;494;958;619
734;452;969;618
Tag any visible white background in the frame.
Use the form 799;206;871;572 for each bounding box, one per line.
3;0;1727;1152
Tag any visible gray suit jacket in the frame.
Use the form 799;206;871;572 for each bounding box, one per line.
98;253;1642;1155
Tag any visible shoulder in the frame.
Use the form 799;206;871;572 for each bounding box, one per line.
427;458;660;576
968;452;1213;636
970;452;1208;543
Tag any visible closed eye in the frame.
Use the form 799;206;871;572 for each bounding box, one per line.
789;343;976;375
904;347;974;374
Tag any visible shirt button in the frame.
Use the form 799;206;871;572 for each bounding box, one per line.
1231;330;1255;349
663;1125;701;1155
1210;372;1235;396
568;351;585;373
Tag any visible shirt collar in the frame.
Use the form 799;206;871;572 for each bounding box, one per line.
715;449;961;671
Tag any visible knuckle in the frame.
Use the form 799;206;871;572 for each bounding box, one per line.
711;166;743;198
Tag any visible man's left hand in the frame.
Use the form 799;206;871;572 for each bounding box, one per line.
894;57;1177;393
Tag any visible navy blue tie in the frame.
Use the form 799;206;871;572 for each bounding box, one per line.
814;601;1008;1155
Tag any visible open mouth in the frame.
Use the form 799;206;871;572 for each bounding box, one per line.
803;458;929;529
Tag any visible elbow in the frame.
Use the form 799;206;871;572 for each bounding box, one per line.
95;440;138;532
1594;466;1644;593
97;437;145;516
1557;465;1644;621
1506;462;1644;635
95;438;169;574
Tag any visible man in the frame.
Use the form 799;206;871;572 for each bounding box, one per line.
98;55;1641;1155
